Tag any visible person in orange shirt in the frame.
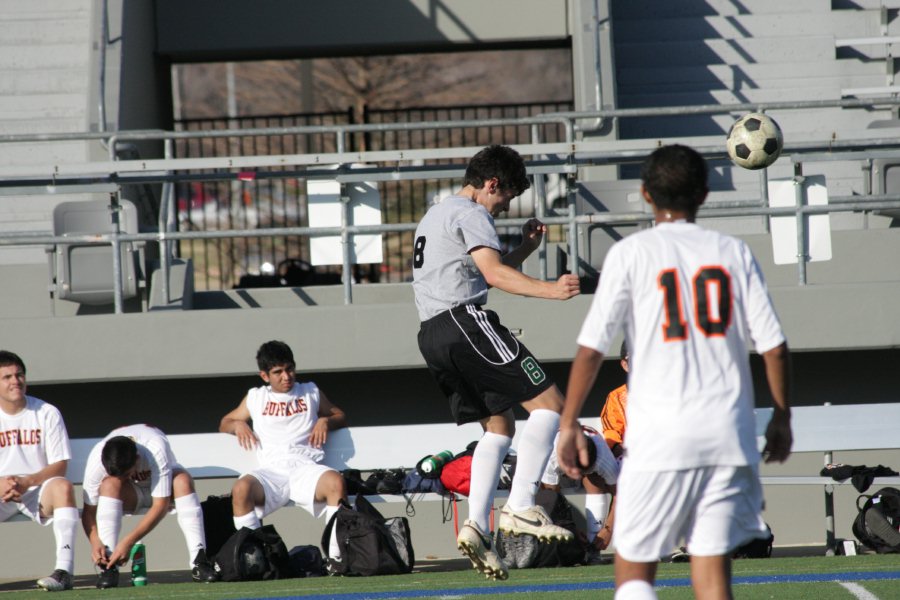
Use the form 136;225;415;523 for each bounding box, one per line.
601;341;629;459
583;341;629;562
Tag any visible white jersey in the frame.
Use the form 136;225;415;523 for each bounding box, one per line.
542;432;620;487
82;424;178;506
246;381;324;468
412;195;501;321
0;396;71;482
577;222;785;470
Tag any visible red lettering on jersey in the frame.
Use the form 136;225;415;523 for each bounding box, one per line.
0;428;42;448
260;397;308;418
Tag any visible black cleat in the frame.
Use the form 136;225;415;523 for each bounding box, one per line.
96;565;119;589
36;569;73;592
191;549;220;583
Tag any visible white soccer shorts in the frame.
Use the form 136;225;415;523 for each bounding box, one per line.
614;464;768;562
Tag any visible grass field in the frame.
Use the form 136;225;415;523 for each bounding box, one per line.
2;554;899;600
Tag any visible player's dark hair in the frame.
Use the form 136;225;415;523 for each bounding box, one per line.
620;340;629;361
464;145;531;197
101;436;138;477
0;350;25;374
641;144;708;213
256;340;295;373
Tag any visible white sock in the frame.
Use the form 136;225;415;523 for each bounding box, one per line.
615;580;657;600
324;504;341;560
585;493;611;541
233;510;261;531
174;493;207;567
468;431;512;532
52;506;79;574
96;496;124;552
506;409;559;511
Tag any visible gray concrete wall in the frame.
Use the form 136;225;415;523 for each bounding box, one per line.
154;0;569;62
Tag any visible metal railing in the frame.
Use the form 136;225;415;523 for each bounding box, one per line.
4;97;900;313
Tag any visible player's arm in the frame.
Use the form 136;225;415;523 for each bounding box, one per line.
309;391;347;448
761;341;792;463
1;459;68;502
219;396;259;451
470;245;579;300
559;345;607;478
105;496;170;567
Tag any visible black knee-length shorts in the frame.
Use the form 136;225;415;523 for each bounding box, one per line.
417;304;556;424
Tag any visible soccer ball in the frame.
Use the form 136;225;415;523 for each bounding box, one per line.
726;113;784;170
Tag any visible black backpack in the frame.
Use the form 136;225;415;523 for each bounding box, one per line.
852;487;900;553
496;490;586;569
322;495;415;576
733;524;774;559
213;525;293;581
201;493;238;558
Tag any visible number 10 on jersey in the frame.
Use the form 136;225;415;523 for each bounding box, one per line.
658;266;732;341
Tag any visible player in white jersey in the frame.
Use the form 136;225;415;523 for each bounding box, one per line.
412;145;580;581
0;351;79;592
81;423;219;588
558;145;792;600
219;340;348;565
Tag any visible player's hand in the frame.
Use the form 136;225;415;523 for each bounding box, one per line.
594;526;613;550
763;411;792;463
233;421;260;451
91;540;109;567
521;218;546;249
553;273;580;300
558;424;590;479
309;420;329;448
108;541;133;567
0;476;23;502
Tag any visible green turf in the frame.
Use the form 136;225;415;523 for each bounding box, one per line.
3;555;899;599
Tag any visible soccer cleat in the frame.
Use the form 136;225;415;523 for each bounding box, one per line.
584;547;612;566
498;504;575;543
456;520;508;581
36;569;73;592
191;549;220;583
96;565;119;589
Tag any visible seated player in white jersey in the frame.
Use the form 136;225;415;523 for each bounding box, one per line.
541;427;620;562
0;350;79;592
219;340;348;566
81;423;219;588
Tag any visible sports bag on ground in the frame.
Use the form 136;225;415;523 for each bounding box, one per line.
201;493;238;558
852;487;900;553
213;524;293;581
496;490;586;568
732;524;774;558
322;494;415;576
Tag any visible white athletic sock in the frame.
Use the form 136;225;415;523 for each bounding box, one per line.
174;493;207;567
584;493;611;541
96;496;124;552
324;504;341;560
52;506;79;574
468;431;512;533
506;409;559;511
615;580;657;600
233;510;261;531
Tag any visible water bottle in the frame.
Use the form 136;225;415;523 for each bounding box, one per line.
420;450;454;474
129;542;147;586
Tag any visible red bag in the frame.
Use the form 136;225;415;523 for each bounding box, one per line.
439;455;473;496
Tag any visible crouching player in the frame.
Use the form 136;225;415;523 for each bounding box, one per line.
541;427;621;563
219;340;349;568
81;424;219;588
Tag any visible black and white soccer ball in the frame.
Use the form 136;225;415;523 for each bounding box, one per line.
726;113;784;170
